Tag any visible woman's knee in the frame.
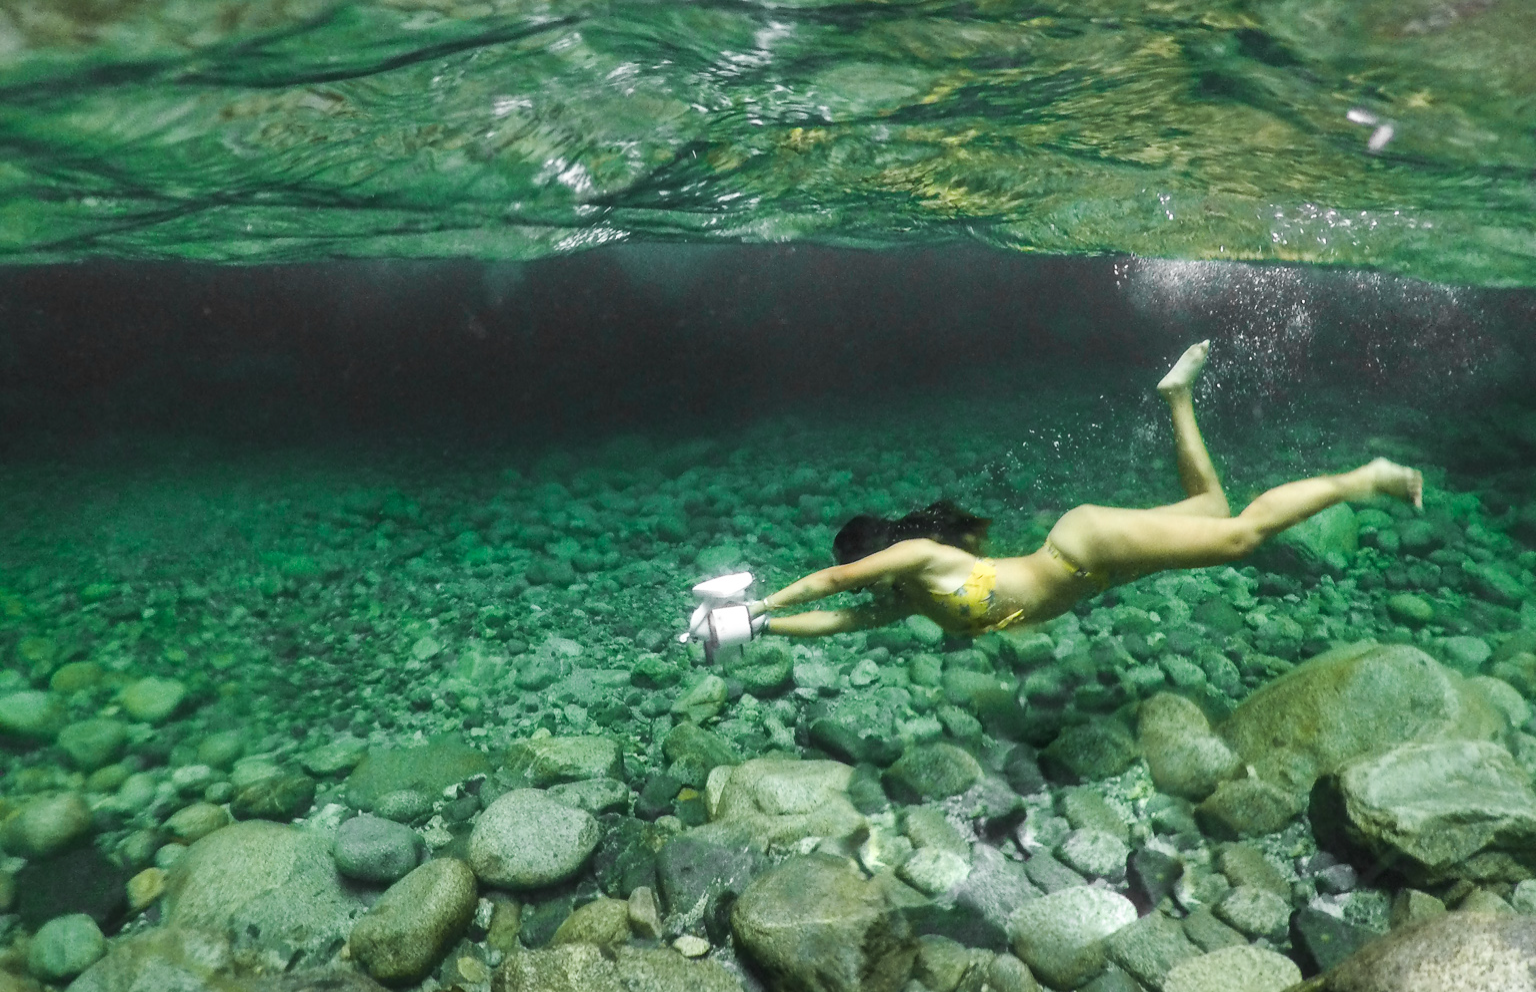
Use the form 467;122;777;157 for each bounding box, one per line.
1222;520;1264;558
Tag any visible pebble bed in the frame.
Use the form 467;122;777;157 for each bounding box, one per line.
1;378;1535;992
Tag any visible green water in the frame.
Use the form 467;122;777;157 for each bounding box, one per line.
1;0;1533;283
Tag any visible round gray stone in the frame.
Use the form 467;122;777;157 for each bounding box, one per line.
334;814;424;884
1009;885;1137;989
373;788;434;823
884;742;983;802
1214;885;1292;941
119;677;187;724
3;792;93;859
1442;636;1493;675
0;690;67;741
56;718;129;771
27;912;106;982
467;789;599;889
1058;829;1130;882
1163;945;1300;992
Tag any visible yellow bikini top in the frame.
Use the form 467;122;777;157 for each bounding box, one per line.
929;558;1025;635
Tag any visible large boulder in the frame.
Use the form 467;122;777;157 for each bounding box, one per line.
348;858;477;984
467;789;599;889
700;758;865;850
1313;911;1536;992
162;820;364;962
1218;642;1505;797
1324;739;1536;885
344;734;492;812
732;853;917;992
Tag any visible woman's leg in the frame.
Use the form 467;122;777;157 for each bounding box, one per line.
1050;458;1422;576
1152;340;1229;518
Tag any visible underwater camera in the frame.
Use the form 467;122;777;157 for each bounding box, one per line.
679;571;764;663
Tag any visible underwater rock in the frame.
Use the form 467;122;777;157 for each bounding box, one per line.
1195;775;1306;840
1463;561;1530;607
1314;911;1536;992
1327;739;1536;885
550;896;631;948
655;832;764;917
56;718;129;771
371;788;433;823
164;803;234;844
348;858;477;985
332;814;423;884
1215;844;1289;897
1008;885;1136;990
344;734;492;811
231;773;316;822
547;777;632;816
503;734;625;787
883;742;983;803
1138;694;1241;802
64;927;232;992
1057;829;1129;883
1160;945;1301;992
301;737;369;777
1386;593;1435;626
1290;907;1379;974
1271;503;1358;572
1440;635;1493;675
723;641;794;696
2;792;92;859
26;912;105;983
496;944;745;992
1212;885;1291;941
925;843;1039;949
163;820;362;960
469;789;600;889
0;690;66;741
1218;641;1506;799
1039;718;1139;784
1103;910;1201;991
732;853;917;992
671;673;729;723
701;758;865;849
898;847;971;897
118;677;187;724
663;722;739;783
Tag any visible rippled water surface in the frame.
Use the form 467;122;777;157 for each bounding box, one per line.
0;0;1532;283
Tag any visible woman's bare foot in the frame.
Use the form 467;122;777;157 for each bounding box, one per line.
1365;457;1424;510
1158;340;1211;396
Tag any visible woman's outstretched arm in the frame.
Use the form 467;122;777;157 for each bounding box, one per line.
765;600;909;637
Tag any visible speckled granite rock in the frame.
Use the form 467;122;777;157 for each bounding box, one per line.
1311;911;1536;992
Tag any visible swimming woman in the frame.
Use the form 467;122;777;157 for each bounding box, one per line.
748;341;1423;638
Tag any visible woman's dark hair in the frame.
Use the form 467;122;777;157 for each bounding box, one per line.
833;500;991;564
